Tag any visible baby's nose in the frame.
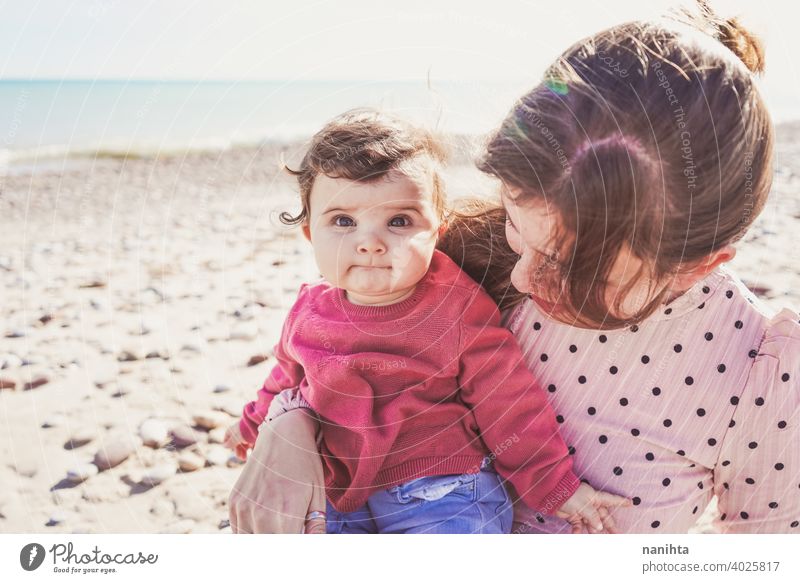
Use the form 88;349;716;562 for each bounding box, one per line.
357;235;386;254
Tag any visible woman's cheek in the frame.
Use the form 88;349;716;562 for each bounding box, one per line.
510;253;535;294
505;223;522;255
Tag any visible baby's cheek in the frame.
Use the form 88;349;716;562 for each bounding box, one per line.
510;254;535;294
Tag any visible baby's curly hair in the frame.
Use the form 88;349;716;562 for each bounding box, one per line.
280;109;448;226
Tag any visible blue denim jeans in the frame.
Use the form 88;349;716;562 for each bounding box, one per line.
325;465;513;534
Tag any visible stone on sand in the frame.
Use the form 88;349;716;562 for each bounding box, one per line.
93;434;142;470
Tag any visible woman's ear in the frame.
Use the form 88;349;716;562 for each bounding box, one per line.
302;223;311;242
672;245;737;291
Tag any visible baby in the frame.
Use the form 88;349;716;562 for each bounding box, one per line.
225;109;629;533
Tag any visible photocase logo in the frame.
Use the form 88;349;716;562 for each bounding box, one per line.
20;543;46;571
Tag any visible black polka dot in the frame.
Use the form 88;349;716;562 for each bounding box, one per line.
578;375;587;384
775;463;785;471
702;286;710;294
708;438;717;446
533;322;541;330
734;320;743;329
651;521;660;528
778;421;787;429
693;506;698;514
673;344;682;353
556;415;564;424
755;397;765;406
540;353;549;362
645;452;655;461
769;502;779;509
726;290;734;299
677;449;686;456
662;478;671;486
717;364;726;373
663;419;672;428
599;435;608;444
598;334;607;343
745;477;756;485
749;349;758;358
630;325;639;332
749;441;758;449
730;396;740;406
652;387;661;396
568;446;576;455
619;398;628;406
613;466;623;476
729;419;736;428
721;514;727;521
791;521;799;528
569;344;577;353
685;376;694;386
587;407;596;415
664;308;672;315
740;511;749;520
641;355;650;364
698;302;705;310
704;332;713;341
697;408;706;417
723;482;729;490
782;373;790;382
697;481;704;489
536;515;545;523
722;460;731;466
547;384;556;393
609;366;618;375
631;428;640;436
632;496;641;505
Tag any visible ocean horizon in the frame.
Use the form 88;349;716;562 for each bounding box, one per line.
2;78;797;174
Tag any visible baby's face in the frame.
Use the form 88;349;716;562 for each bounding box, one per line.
303;172;441;305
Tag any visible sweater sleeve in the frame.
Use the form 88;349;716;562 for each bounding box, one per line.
457;287;580;514
238;285;309;446
713;308;800;533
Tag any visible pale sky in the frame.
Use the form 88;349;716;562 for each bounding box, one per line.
1;0;798;97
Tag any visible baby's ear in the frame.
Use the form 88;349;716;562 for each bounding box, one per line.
301;223;312;242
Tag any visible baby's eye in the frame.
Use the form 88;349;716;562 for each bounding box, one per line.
333;215;355;227
389;215;411;227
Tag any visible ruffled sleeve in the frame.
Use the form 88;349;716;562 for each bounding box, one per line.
713;308;800;533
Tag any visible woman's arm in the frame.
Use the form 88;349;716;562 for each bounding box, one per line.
229;409;325;533
713;309;800;533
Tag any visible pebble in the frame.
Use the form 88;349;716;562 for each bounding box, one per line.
141;463;177;486
65;427;97;449
192;411;230;430
139;419;170;448
0;377;16;390
93;434;141;470
204;446;231;467
217;402;242;418
229;322;258;341
177;451;205;472
42;414;68;428
46;510;71;526
117;348;143;362
66;463;99;483
247;353;269;367
180;342;205;354
213;384;231;393
23;375;50;390
1;353;23;369
169;424;200;447
207;427;226;444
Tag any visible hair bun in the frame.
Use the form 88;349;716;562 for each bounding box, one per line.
718;16;765;74
694;1;765;74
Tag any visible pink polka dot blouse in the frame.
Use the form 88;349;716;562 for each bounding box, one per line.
507;265;800;533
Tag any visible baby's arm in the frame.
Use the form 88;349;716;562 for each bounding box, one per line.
236;286;311;450
457;289;629;532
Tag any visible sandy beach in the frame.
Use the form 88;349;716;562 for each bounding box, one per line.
1;124;798;534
